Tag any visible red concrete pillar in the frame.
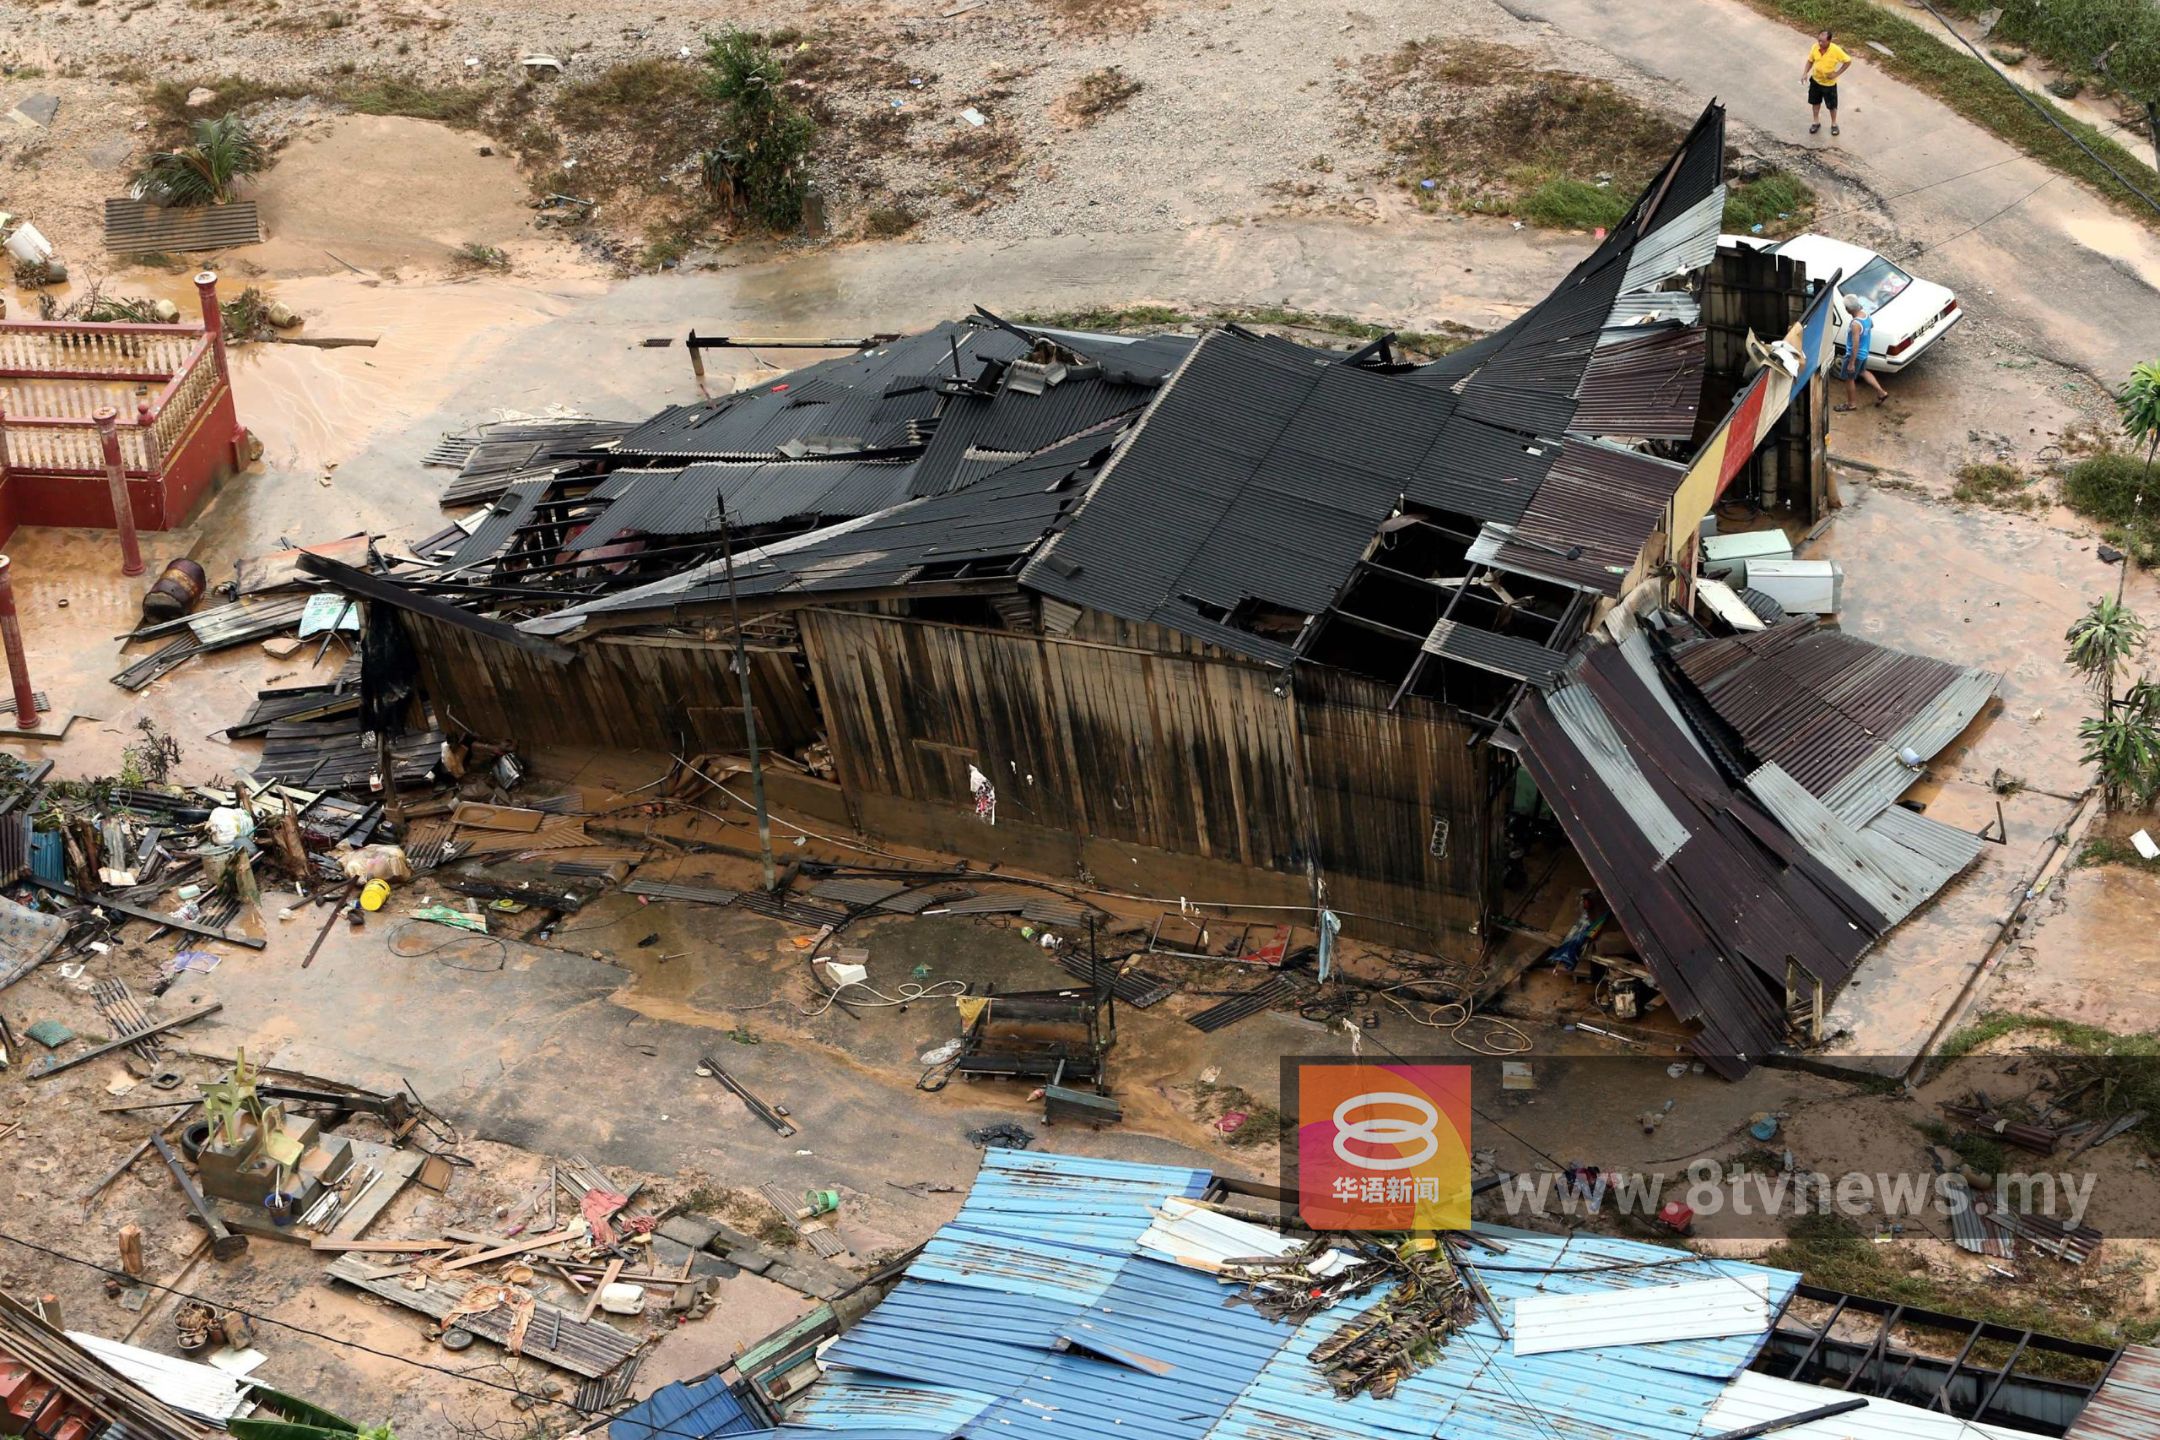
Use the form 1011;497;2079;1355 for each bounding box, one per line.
136;399;162;474
194;270;251;459
0;555;40;726
96;408;145;577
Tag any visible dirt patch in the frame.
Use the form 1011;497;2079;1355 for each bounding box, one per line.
1060;67;1143;126
1363;40;1685;228
245;113;536;276
1032;0;1154;38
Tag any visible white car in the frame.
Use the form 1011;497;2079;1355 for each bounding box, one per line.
1720;233;1964;373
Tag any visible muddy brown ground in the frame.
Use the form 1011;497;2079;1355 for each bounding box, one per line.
5;0;2160;1425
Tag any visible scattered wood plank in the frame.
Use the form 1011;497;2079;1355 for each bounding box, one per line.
452;802;547;833
580;1258;623;1323
438;1228;581;1272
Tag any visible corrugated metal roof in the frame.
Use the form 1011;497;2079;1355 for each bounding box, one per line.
2065;1344;2160;1440
1703;1371;2049;1440
67;1330;252;1422
566;459;917;549
1423;618;1571;687
1744;765;1971;927
1510;1274;1773;1356
103;197;262;251
1674;622;1999;827
1484;437;1683;594
1513;641;1882;1068
787;1152;1799;1440
1023;329;1458;665
445;476;551;567
616;323;1029;461
1546;681;1692;863
611;1376;770;1439
1574;327;1706;439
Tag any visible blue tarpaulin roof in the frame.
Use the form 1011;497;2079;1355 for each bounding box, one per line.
781;1150;1800;1440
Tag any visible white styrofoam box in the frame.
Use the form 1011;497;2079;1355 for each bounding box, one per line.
1746;558;1841;614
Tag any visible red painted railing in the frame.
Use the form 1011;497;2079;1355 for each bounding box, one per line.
0;273;248;548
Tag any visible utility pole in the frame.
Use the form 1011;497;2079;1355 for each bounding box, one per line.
717;498;775;891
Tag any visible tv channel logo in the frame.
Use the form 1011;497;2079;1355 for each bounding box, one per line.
1295;1061;1472;1231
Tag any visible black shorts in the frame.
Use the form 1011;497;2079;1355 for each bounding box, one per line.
1809;78;1839;109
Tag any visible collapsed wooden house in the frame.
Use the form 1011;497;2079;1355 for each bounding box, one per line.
319;104;1996;1066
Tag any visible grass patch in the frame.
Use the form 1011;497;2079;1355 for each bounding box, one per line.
2061;449;2160;564
2078;834;2160;870
1382;44;1683;228
1914;1117;2008;1176
1067;66;1142;123
1932;1012;2160;1149
1189;1079;1284;1149
1013;303;1480;359
1765;1214;2155;1355
1731;0;2160;223
1723;168;1817;236
1952;461;2040;510
452;241;509;271
863;203;919;238
145;72;492;139
336;75;492;125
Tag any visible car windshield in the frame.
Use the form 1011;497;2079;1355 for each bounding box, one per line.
1840;257;1913;313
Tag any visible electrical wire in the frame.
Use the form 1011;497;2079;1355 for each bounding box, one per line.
1907;0;2160;216
387;919;508;972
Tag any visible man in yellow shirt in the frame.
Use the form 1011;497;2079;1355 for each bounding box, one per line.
1805;28;1853;137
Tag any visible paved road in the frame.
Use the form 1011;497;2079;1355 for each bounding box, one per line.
1513;0;2160;380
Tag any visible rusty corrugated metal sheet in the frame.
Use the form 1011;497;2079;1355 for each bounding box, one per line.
103;198;262;251
1512;641;1881;1069
1671;620;1997;817
2067;1345;2160;1440
1478;437;1684;594
0;812;30;886
1574;325;1707;439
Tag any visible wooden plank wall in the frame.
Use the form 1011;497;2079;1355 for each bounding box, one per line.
802;608;1308;871
404;614;819;756
1294;666;1492;945
801;609;1493;948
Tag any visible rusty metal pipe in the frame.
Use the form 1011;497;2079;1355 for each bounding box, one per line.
95;408;145;577
0;555;39;726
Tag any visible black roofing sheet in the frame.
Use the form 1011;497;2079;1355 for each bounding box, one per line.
446;477;552;567
1423;619;1569;687
910;366;1157;497
566;458;918;550
614;322;1029;461
567;431;1110;614
1022;330;1456;664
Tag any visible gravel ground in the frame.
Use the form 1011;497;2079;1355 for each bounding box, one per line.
0;0;1716;254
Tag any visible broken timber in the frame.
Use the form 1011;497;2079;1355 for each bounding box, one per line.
324;1256;637;1378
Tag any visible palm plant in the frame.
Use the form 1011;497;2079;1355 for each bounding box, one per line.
2079;705;2160;808
132;114;268;207
2066;596;2147;707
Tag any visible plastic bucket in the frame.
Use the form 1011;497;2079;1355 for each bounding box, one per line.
360;879;391;912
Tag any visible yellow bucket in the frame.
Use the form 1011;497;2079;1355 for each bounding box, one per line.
360;879;391;912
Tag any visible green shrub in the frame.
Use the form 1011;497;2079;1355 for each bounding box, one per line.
2064;451;2160;563
701;29;817;232
131;114;267;206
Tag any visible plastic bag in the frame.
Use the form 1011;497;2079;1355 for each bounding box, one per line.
207;807;255;846
337;844;412;882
